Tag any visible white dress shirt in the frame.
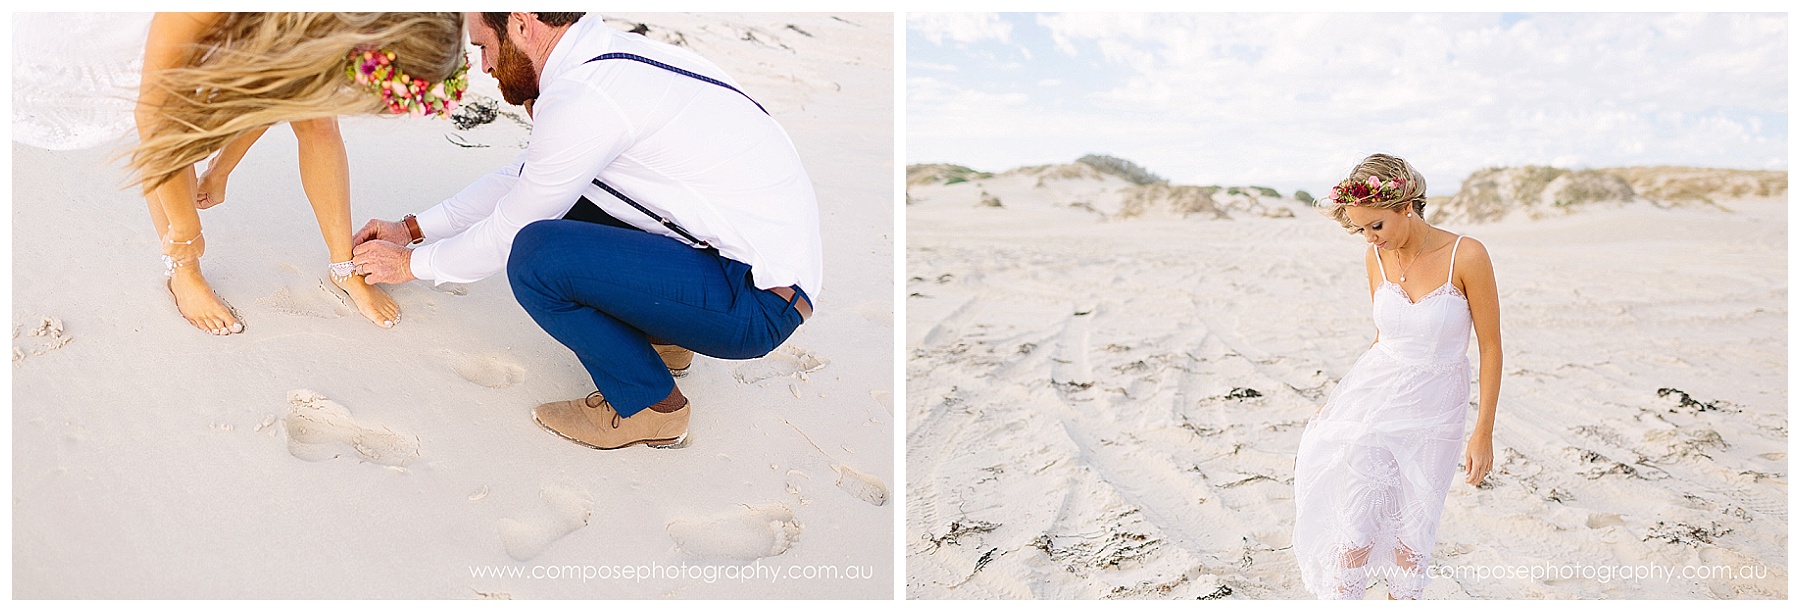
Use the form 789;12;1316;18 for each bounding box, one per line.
410;15;824;302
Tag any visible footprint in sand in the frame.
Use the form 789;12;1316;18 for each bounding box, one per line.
284;389;419;466
449;352;525;389
832;464;889;506
430;282;470;296
851;299;893;328
257;264;352;319
16;315;74;358
732;346;828;384
497;481;594;561
666;502;802;561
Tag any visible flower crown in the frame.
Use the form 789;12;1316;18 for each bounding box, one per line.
1327;175;1411;206
347;49;470;118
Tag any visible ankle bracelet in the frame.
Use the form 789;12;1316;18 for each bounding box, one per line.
162;254;198;277
329;260;357;280
164;230;202;245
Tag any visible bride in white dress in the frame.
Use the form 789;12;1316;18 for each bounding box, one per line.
1293;153;1504;600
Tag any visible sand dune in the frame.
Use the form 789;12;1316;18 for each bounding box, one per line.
1437;165;1788;224
12;13;893;598
909;160;1308;222
904;163;1786;599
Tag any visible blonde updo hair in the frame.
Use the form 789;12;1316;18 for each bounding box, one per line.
128;12;465;192
1319;153;1428;232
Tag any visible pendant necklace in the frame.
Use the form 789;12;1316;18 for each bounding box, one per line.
1398;234;1435;282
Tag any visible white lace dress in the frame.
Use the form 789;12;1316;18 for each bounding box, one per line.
1293;236;1473;600
13;13;154;150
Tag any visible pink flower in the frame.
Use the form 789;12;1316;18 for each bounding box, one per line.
1366;176;1381;189
431;83;446;99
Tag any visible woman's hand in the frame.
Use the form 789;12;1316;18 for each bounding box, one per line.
1464;434;1493;486
195;164;229;209
193;125;268;210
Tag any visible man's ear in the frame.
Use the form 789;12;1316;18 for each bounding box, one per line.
507;12;533;43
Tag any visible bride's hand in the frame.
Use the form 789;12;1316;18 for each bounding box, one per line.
195;165;230;209
1464;435;1493;486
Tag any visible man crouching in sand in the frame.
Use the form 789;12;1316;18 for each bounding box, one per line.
351;12;820;450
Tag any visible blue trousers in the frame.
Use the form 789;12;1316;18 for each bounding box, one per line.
507;219;806;416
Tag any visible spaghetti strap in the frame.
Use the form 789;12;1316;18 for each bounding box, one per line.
1447;235;1464;284
1372;244;1387;281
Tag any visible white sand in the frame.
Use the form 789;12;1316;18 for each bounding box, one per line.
904;169;1786;599
11;13;893;598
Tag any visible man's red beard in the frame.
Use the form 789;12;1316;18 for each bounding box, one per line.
493;35;539;106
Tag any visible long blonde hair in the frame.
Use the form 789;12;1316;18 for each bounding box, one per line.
128;12;464;192
1319;153;1429;231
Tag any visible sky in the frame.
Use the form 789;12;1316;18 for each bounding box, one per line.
906;12;1788;195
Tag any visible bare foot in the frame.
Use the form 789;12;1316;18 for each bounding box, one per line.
332;273;401;328
167;263;244;335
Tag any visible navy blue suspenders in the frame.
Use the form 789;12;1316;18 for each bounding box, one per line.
583;53;769;115
580;52;770;249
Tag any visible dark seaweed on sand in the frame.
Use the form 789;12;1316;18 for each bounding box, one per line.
1224;387;1262;400
451;97;499;130
1657;387;1731;413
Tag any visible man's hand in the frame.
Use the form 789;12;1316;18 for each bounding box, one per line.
353;218;412;248
351;240;417;285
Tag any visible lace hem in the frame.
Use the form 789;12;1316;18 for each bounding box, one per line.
1304;542;1433;600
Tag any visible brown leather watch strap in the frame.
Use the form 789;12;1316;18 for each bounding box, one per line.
403;214;424;245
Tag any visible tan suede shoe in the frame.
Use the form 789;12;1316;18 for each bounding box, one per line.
532;391;690;450
654;343;696;378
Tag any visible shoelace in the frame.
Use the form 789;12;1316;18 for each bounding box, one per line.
580;391;621;429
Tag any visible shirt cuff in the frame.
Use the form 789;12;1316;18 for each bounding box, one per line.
413;206;457;243
409;242;437;283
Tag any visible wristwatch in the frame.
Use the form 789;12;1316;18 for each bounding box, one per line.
403;214;424;245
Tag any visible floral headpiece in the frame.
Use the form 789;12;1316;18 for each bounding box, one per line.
1327;175;1410;206
347;49;470;118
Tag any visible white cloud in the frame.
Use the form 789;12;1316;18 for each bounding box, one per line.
908;13;1013;46
910;12;1788;190
907;60;961;73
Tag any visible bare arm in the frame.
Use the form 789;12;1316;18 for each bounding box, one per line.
196;124;270;208
136;12;222;249
1364;245;1381;346
207;126;269;177
1316;246;1384;420
1457;238;1502;485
